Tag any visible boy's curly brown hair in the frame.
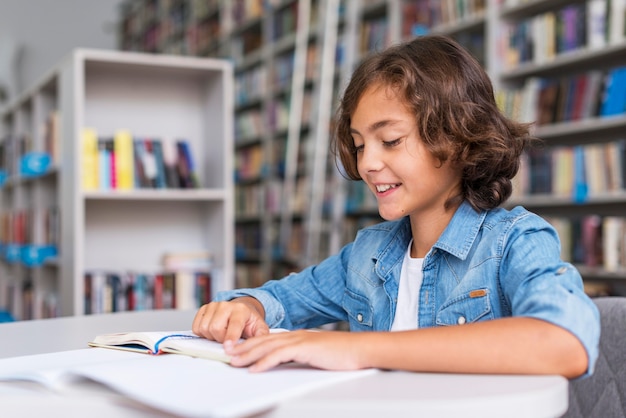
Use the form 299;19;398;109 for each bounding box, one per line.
333;34;534;211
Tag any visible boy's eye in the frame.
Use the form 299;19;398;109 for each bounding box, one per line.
352;144;364;153
383;138;401;147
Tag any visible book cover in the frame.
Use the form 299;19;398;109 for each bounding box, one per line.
97;138;111;190
587;0;608;49
142;139;158;188
176;140;198;188
81;128;99;191
150;139;168;188
536;80;560;125
108;138;117;189
161;139;180;188
174;270;197;310
44;110;60;164
133;139;149;188
599;67;626;117
581;215;603;267
114;130;134;190
609;0;626;44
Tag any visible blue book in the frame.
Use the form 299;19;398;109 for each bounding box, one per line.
573;145;588;203
98;139;111;190
600;67;626;117
150;139;168;189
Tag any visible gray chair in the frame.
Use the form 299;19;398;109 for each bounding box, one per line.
563;297;626;418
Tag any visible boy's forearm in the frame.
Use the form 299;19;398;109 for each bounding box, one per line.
357;317;587;378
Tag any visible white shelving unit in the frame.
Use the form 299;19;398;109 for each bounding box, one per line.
0;49;234;319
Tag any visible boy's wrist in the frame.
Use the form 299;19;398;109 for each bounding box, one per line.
234;296;266;319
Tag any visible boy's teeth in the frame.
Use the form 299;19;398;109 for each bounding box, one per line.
376;184;397;192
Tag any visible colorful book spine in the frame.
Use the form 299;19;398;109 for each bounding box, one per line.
114;130;134;190
98;139;111;190
81;128;99;190
150;139;168;188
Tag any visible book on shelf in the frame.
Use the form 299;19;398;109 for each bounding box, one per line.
545;214;626;272
176;140;198;188
150;139;168;188
599;66;626;117
44;110;60;164
81;128;200;191
587;0;608;49
113;130;135;190
609;0;626;45
81;128;99;190
84;268;213;314
515;139;626;199
88;329;231;362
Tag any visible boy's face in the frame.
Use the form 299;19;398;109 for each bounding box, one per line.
350;84;461;222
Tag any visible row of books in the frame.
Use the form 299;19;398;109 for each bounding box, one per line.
546;215;626;273
401;0;486;38
235;181;283;218
84;269;213;315
0;109;60;181
512;139;626;199
1;280;59;321
501;0;626;69
235;108;264;143
498;66;626;126
81;129;198;191
235;174;323;220
0;206;60;247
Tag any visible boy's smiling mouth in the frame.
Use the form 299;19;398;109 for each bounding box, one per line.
375;183;401;193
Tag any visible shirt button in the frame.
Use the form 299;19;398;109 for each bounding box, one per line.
556;266;567;275
457;316;466;325
356;313;363;322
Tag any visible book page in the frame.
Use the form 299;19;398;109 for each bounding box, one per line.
0;349;142;390
89;330;198;350
73;353;378;418
0;348;377;417
160;336;230;363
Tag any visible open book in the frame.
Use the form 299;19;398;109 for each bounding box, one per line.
0;347;378;418
88;330;231;363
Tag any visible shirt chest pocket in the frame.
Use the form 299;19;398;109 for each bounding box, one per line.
436;289;493;326
342;289;373;330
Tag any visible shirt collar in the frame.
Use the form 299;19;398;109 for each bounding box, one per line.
373;200;487;275
434;200;487;260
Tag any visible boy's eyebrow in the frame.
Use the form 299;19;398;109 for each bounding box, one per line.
350;119;400;135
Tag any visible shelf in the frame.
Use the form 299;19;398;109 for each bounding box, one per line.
499;0;583;20
500;42;626;81
533;115;626;145
0;48;235;320
431;13;486;36
507;192;626;216
82;189;228;201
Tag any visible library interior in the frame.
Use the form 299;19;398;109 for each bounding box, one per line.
0;0;625;416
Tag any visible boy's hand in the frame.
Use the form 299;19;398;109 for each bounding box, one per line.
192;297;269;343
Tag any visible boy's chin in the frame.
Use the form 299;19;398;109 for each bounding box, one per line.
378;210;406;222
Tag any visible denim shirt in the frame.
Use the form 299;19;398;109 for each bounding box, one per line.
217;201;600;375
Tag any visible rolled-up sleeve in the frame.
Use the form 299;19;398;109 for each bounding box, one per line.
501;216;601;377
214;242;354;329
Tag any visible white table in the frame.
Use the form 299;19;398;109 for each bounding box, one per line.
0;310;569;418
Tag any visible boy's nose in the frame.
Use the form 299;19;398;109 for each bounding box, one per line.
359;146;384;172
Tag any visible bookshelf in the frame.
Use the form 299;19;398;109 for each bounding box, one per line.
116;0;626;295
497;0;626;295
0;49;234;319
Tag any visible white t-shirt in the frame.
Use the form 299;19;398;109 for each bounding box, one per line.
390;240;424;331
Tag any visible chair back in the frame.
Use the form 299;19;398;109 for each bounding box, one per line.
563;296;626;417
